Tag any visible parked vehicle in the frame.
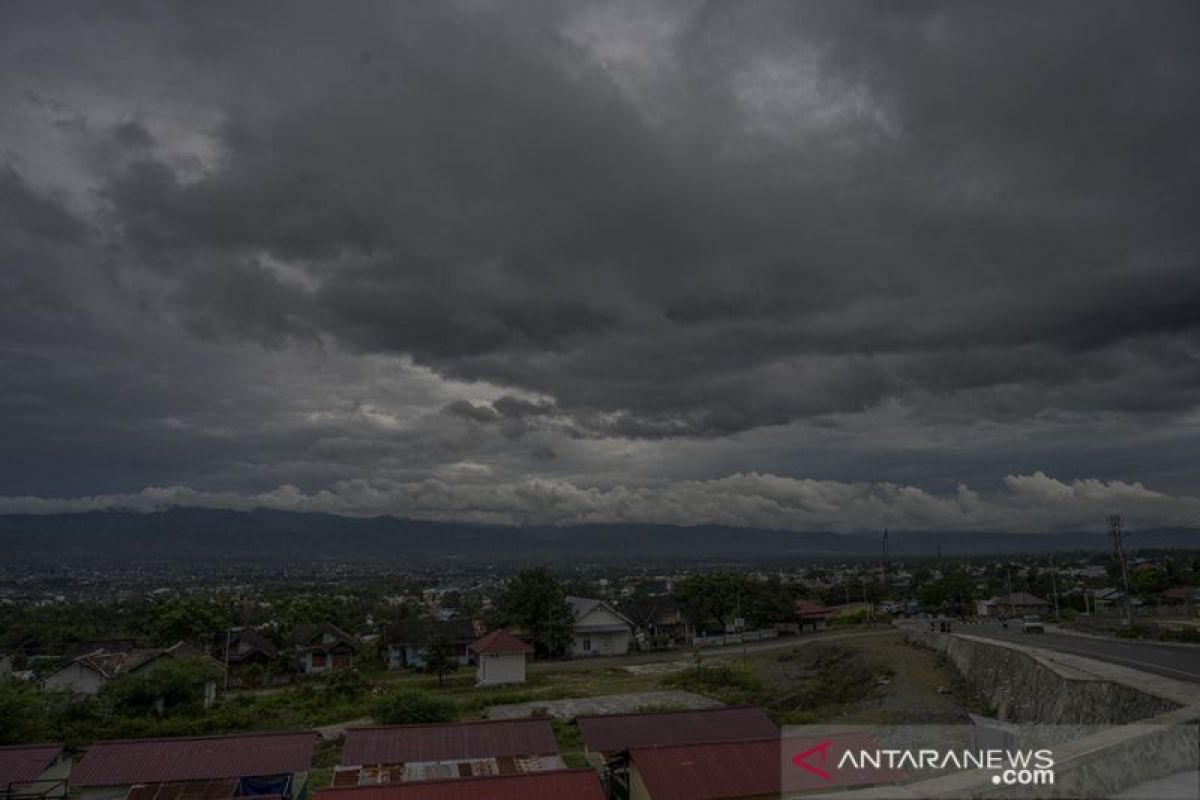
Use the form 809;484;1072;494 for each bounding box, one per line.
1021;615;1045;634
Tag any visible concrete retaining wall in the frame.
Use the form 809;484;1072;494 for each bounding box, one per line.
908;630;1181;724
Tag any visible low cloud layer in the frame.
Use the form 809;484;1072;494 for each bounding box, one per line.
3;472;1198;534
1;2;1198;526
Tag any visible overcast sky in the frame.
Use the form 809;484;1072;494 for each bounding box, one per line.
1;1;1198;532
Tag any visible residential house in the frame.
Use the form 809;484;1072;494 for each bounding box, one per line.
566;596;634;657
315;769;604;800
384;620;483;670
42;642;221;707
577;706;779;767
58;641;137;665
1159;586;1200;605
468;630;531;686
1090;587;1126;609
210;627;281;687
0;744;70;800
778;600;835;634
70;731;315;800
975;592;1051;618
294;623;360;674
618;597;688;648
333;719;563;786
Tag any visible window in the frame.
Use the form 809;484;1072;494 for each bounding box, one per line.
582;638;591;652
311;652;327;668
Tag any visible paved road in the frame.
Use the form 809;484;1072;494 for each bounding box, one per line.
962;621;1200;683
527;627;898;673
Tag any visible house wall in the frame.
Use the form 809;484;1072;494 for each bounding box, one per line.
302;647;354;673
629;766;652;800
572;606;633;657
81;786;131;800
476;652;525;685
572;629;631;657
43;662;104;695
388;644;471;669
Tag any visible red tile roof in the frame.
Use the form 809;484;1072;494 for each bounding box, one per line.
71;732;316;787
468;629;532;655
314;769;603;800
0;744;63;787
794;600;834;617
342;719;557;765
577;706;778;755
630;739;781;800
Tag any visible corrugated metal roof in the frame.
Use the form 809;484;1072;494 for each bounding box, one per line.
342;719;557;765
632;733;907;799
71;732;316;787
0;744;62;787
468;630;532;655
577;706;778;754
630;739;781;800
312;769;604;800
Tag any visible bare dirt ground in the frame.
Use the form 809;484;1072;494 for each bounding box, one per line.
485;689;721;720
748;629;983;725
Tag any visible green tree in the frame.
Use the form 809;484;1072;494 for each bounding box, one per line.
495;568;575;658
0;680;46;744
145;598;232;646
102;657;222;718
371;687;456;724
423;636;459;687
916;570;976;615
674;573;753;632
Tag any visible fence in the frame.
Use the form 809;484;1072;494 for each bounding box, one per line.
691;628;779;648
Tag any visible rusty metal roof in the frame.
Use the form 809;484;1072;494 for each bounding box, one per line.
0;744;62;787
342;719;557;765
629;739;781;800
71;732;316;787
312;769;604;800
577;706;778;754
468;629;532;655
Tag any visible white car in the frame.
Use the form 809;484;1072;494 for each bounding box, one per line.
1021;615;1045;634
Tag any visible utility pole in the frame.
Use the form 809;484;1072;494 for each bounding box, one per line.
223;626;233;692
1108;514;1133;626
1049;557;1060;622
860;577;869;628
1006;570;1016;618
881;529;890;602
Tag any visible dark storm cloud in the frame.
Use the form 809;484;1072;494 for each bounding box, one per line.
64;0;1198;436
1;1;1198;523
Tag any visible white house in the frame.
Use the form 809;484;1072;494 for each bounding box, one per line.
469;629;532;686
566;596;634;657
42;642;220;707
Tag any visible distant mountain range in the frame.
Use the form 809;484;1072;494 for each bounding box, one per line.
1;508;1198;564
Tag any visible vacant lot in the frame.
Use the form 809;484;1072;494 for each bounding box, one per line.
659;630;983;726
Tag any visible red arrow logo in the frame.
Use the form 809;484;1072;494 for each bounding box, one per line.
791;740;833;781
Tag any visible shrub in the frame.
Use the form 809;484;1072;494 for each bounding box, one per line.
320;668;367;700
664;664;763;694
371;688;456;725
